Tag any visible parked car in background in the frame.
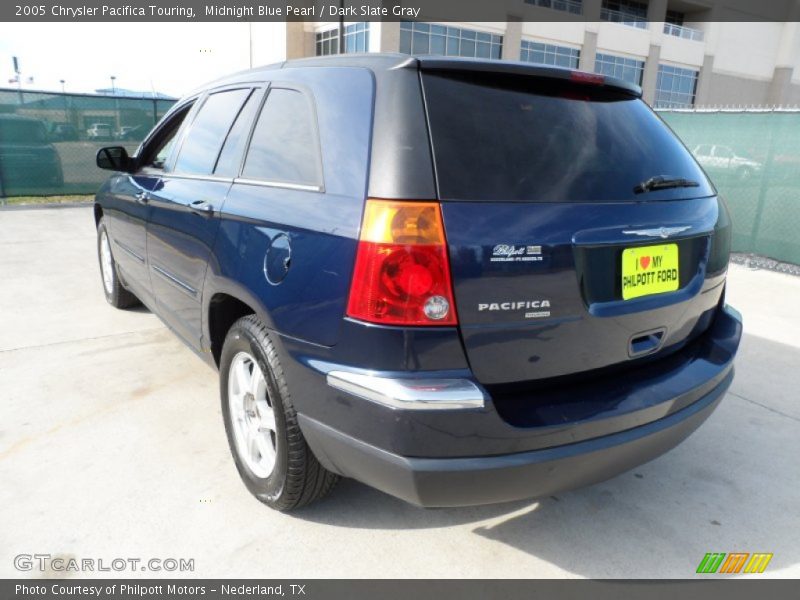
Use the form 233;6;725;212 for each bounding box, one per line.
692;144;763;181
86;123;113;140
93;55;741;511
49;122;79;142
115;125;145;141
0;114;64;191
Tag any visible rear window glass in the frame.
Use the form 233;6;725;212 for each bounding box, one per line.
422;72;714;202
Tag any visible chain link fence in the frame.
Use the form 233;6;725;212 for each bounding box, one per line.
659;108;800;266
0;88;174;197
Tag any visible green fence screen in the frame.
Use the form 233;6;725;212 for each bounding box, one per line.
659;110;800;265
0;88;174;197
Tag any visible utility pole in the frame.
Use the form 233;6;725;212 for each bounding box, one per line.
12;56;22;104
60;79;65;93
110;75;116;95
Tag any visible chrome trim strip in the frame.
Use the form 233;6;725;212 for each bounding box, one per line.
151;264;197;296
113;239;145;264
234;178;323;193
326;370;485;411
622;226;692;239
164;172;234;184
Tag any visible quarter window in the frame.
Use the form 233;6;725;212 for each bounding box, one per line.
173;89;250;176
241;88;321;187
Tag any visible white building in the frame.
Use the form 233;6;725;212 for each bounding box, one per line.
249;0;800;107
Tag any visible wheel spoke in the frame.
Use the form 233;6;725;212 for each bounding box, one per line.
228;351;278;479
250;361;265;397
257;402;276;432
233;359;251;397
254;431;276;467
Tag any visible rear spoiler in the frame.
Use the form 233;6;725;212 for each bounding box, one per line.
415;56;643;98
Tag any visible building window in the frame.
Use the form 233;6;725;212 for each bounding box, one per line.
315;23;369;56
399;22;503;59
655;65;699;108
520;41;580;69
315;28;338;56
665;10;684;25
523;0;583;15
343;22;369;53
601;0;648;28
594;53;645;85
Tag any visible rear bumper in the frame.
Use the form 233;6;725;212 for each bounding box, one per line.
300;367;730;507
293;304;741;507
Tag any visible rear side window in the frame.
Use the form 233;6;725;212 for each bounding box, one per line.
241;88;322;187
173;88;250;176
214;90;260;177
422;72;714;202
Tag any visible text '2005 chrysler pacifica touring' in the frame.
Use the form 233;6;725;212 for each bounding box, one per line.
93;55;741;511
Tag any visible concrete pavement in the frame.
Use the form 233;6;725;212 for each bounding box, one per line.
1;206;798;578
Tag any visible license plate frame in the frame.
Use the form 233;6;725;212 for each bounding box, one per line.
621;243;680;300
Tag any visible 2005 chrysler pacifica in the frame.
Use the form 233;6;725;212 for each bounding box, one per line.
93;55;742;511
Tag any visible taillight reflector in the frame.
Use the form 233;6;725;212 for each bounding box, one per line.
346;199;458;326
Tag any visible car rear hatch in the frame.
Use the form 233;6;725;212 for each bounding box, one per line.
419;61;728;386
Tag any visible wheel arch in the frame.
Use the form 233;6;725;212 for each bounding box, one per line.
206;287;268;368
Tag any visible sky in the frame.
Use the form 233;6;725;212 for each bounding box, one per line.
0;23;256;97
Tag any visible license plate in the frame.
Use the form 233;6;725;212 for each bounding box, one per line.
621;243;679;300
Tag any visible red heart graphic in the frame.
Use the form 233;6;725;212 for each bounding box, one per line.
640;256;651;270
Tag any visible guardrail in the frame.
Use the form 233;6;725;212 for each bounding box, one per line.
663;22;704;42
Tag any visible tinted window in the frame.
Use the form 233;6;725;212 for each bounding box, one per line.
174;89;250;175
423;72;713;202
241;88;321;186
139;104;193;170
214;90;259;177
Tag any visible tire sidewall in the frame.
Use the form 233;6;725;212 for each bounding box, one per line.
220;321;290;504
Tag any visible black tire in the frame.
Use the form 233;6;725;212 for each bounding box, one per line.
96;218;140;309
220;315;339;511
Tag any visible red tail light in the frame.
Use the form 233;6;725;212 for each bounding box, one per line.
346;199;458;326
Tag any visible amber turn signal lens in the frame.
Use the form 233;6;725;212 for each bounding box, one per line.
346;199;457;326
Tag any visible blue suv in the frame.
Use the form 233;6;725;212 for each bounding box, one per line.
94;55;742;511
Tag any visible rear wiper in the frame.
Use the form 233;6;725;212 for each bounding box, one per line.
634;175;700;194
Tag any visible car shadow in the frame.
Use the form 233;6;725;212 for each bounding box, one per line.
294;333;800;577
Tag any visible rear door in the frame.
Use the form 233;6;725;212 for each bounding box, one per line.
421;69;728;385
146;87;258;348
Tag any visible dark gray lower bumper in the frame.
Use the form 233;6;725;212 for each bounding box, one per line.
299;368;731;507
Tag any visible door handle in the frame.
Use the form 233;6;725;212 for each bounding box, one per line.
135;191;149;204
189;199;214;216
